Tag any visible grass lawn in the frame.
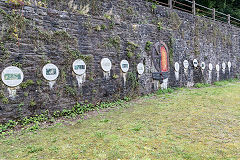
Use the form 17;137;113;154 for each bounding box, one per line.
0;81;240;159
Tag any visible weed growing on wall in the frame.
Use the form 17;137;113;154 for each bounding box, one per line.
127;72;139;89
145;41;152;52
126;41;138;59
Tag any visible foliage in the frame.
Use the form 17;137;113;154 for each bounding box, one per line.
145;41;152;52
131;124;142;131
0;98;129;137
126;41;138;59
194;83;211;88
29;100;36;107
152;3;157;12
107;36;121;51
65;86;77;96
112;74;119;79
127;72;139;89
157;21;163;30
174;0;240;20
0;8;28;43
20;80;34;89
156;88;175;95
1;97;9;104
67;48;93;63
195;0;240;19
6;0;24;6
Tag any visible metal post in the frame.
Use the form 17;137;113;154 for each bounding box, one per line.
192;0;196;15
169;0;172;9
212;8;215;21
228;14;231;25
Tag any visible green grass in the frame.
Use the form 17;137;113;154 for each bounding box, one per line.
1;81;240;159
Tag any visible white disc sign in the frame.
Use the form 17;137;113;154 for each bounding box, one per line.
193;59;198;67
175;62;180;72
216;64;220;72
222;62;226;70
73;59;86;75
1;66;24;87
42;63;59;81
209;63;213;71
228;61;232;68
120;60;129;73
183;60;189;69
137;63;144;75
201;62;206;70
101;58;112;72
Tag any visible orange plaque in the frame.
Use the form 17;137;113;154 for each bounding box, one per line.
161;46;168;72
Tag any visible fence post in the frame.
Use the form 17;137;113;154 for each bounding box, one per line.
212;8;215;21
192;0;196;15
169;0;172;9
228;14;231;25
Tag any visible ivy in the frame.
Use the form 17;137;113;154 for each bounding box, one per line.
0;98;129;137
127;72;139;89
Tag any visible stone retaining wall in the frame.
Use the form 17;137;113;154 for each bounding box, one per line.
0;0;239;123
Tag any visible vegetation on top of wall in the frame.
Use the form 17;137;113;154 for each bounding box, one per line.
0;8;28;42
5;0;47;7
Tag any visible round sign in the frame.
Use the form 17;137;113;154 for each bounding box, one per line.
101;58;112;72
120;60;129;73
1;66;24;87
175;62;180;72
183;60;189;69
137;63;144;75
222;62;226;70
209;63;213;71
201;62;206;70
216;64;220;72
193;59;198;67
228;61;231;68
42;63;59;81
73;59;86;75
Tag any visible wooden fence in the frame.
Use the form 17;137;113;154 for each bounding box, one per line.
150;0;240;27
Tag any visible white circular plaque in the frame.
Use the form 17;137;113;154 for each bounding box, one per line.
101;58;112;72
216;64;220;72
228;61;231;68
209;63;213;71
222;62;226;70
201;62;206;70
193;59;198;67
73;59;86;75
137;63;144;75
1;66;24;87
42;63;59;81
120;60;129;73
175;62;180;72
183;60;189;69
